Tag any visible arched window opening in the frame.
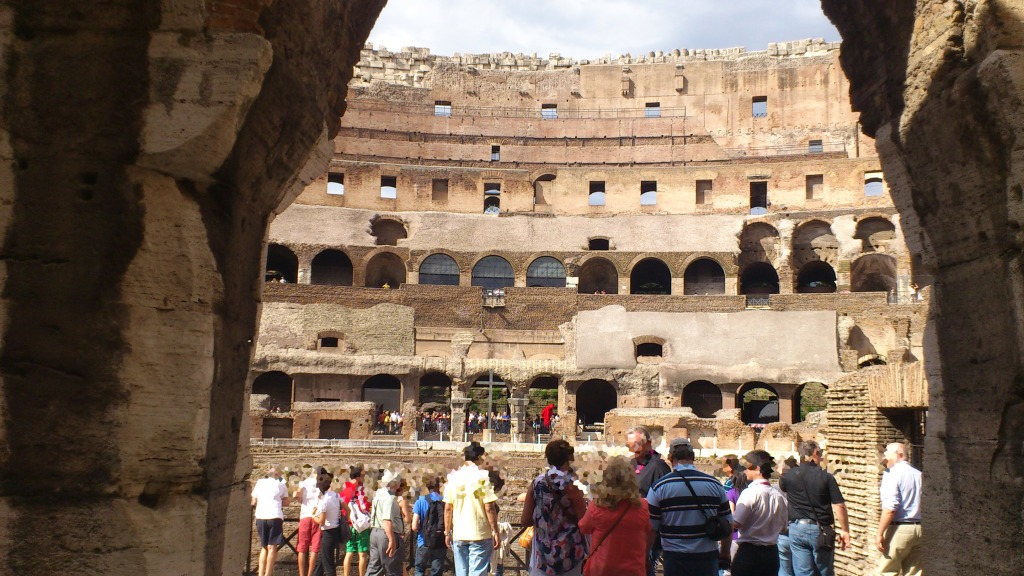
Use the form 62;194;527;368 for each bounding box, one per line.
266;244;298;283
588;238;610;251
370;219;408;246
738;382;779;425
738;223;781;271
527;256;567;287
365;252;407;288
484;195;500;215
310;249;353;286
576;379;617;428
419;253;460;286
794;382;828;423
683;381;722;418
859;355;888;368
851;254;897;293
630;258;672;295
471;256;514;290
362;374;402;413
796;261;837;293
739;263;780;295
792;220;838;272
683;258;726;295
854;217;896;252
578;258;618;294
534;174;555;206
528;376;559;434
469;374;511;433
635;342;663;361
253;371;292;412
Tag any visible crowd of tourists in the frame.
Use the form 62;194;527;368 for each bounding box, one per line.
251;430;921;576
418;411;452;434
466;411;512;434
373;406;404;435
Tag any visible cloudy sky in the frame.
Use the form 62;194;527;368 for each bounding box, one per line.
368;0;839;59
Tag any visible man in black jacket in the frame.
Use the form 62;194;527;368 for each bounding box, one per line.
627;426;671;576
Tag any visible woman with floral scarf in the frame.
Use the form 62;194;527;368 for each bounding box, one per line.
521;440;588;576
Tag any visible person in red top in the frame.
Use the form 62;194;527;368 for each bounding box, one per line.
579;456;651;576
541;404;555;431
341;465;372;576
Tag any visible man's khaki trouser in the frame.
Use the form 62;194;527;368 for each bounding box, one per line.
878;523;922;576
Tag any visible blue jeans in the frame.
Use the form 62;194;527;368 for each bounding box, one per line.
415;546;446;576
661;550;718;576
453;539;494;576
777;533;794;576
788;523;834;576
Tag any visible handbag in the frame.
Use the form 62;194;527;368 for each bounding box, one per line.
797;469;835;550
518;526;535;549
677;471;731;540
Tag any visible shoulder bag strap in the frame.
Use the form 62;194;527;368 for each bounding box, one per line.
588;503;631;557
796;468;827;526
677;471;715;521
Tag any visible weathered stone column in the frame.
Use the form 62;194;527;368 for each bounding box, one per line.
719;383;741;411
508;396;529;441
450;396;471;442
775;384;796;425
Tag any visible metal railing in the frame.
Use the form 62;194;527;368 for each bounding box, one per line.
347;98;687;119
724;141;846;158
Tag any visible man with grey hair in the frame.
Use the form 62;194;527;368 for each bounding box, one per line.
367;469;406;576
647;437;732;576
628;426;672;576
875;442;921;576
252;465;291;576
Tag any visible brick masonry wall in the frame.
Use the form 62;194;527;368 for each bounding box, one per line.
827;368;909;576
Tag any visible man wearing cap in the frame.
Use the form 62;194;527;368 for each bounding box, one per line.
780;441;850;576
444;442;500;576
647;437;732;576
367;469;406;576
252;465;291;576
731;450;789;576
875;443;922;576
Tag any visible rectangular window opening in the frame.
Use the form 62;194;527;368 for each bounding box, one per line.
319;337;339;348
541;103;558;120
752;96;768;118
640;180;657;206
588;181;606;206
750;181;768;215
645;102;661;118
806;174;824;200
588;238;610;251
434;100;452;117
696;179;713;205
327;172;344;195
432;179;449;203
380;175;397;199
865;171;885;196
491;145;500;162
808;139;824;153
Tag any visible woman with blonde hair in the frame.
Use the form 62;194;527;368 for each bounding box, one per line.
578;456;651;576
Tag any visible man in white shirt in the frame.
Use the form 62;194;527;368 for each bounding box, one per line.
875;443;922;576
296;467;325;576
731;450;789;576
252;465;291;576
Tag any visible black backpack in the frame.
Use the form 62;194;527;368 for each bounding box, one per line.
422;498;447;549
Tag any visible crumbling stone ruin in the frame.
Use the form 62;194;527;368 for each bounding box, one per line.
0;2;1021;576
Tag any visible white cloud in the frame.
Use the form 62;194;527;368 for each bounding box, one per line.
368;0;840;58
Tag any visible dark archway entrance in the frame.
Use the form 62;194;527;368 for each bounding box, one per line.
418;372;452;437
576;379;617;428
851;254;897;293
738;382;779;424
310;249;353;285
630;258;672;295
252;371;292;412
683;259;726;295
365;252;407;288
469;374;511;433
528;376;559;434
796;261;837;293
578;257;618;294
266;244;298;283
362;374;402;412
739;262;780;295
794;382;828;423
683;380;722;418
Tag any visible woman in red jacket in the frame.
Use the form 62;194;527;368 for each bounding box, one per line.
578;457;651;576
